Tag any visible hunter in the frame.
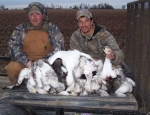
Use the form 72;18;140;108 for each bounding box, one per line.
5;2;64;83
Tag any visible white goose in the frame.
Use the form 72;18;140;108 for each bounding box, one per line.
48;49;93;87
115;77;136;97
101;46;117;80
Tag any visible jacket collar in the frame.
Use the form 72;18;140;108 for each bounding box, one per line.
25;21;49;32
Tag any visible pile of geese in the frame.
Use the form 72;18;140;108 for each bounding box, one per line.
11;47;135;97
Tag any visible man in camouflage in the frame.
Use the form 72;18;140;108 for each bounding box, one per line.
5;2;64;83
70;9;124;65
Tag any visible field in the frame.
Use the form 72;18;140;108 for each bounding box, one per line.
0;9;127;72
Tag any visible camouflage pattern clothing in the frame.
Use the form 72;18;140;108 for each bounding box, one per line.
70;23;124;65
8;2;64;65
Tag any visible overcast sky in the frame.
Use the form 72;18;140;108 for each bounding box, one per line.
1;0;138;9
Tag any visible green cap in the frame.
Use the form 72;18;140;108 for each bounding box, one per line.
27;2;48;21
76;9;92;20
28;5;42;15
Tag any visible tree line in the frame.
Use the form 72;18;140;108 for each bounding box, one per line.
0;3;127;10
45;3;125;9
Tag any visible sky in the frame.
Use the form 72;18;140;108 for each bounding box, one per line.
1;0;138;9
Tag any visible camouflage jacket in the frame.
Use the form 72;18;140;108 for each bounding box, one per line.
9;22;64;65
70;23;124;65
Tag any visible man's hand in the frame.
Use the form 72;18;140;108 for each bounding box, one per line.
26;61;32;68
103;46;115;61
106;50;115;60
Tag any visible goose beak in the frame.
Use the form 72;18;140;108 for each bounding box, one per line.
106;76;111;81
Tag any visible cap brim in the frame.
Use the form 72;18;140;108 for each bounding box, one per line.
77;14;91;20
28;10;42;15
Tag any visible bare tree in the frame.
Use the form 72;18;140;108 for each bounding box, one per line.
103;3;113;9
0;5;5;10
91;4;98;9
90;3;113;9
69;3;114;9
69;6;72;9
50;3;55;9
122;5;126;9
79;3;89;9
72;5;78;9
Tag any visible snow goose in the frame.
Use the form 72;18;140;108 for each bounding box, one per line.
48;49;93;87
115;77;135;97
101;46;117;80
16;67;32;86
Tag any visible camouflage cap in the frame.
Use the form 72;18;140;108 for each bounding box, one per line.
27;2;48;21
28;5;42;15
76;9;92;20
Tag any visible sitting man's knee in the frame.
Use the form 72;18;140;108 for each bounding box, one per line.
5;61;25;83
